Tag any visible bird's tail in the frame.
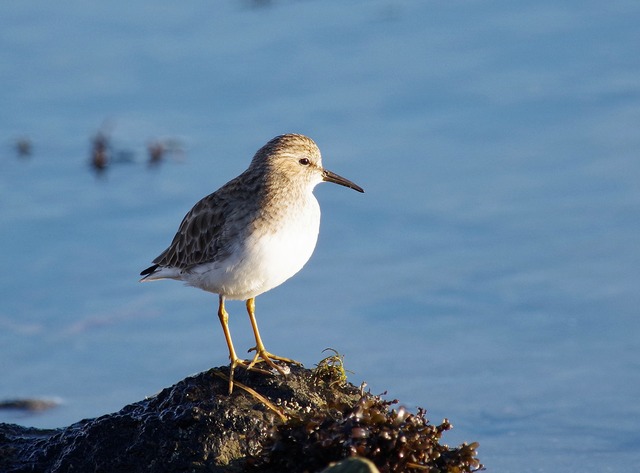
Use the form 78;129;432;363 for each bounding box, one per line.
139;264;160;282
139;264;182;282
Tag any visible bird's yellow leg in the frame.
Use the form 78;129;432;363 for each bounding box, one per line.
217;295;269;394
217;295;241;394
245;297;302;373
217;296;240;365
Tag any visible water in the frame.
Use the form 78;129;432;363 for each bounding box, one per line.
2;1;639;471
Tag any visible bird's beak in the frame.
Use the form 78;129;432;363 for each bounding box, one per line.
322;169;364;193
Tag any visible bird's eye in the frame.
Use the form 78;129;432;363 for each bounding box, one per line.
299;158;310;166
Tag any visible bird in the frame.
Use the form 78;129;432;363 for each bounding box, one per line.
140;133;364;393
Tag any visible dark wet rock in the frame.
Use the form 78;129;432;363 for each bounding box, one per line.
0;365;482;473
321;457;380;473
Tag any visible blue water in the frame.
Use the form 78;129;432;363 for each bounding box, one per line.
2;1;639;471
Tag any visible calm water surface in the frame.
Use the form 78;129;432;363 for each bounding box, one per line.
1;1;639;471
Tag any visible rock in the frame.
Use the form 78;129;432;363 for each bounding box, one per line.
0;364;482;473
321;457;380;473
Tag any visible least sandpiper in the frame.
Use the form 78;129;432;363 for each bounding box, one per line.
140;133;363;393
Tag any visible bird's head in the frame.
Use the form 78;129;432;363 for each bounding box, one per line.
251;133;364;194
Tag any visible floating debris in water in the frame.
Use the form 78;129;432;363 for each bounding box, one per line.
147;138;186;167
15;137;33;158
148;140;164;166
0;398;59;413
90;130;110;175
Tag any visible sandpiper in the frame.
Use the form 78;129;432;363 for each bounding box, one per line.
140;134;364;393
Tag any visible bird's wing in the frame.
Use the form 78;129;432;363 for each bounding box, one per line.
152;187;241;271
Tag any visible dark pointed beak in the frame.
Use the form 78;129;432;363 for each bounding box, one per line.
322;169;364;193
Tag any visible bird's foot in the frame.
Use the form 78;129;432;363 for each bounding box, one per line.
224;351;301;394
226;357;271;395
246;347;302;375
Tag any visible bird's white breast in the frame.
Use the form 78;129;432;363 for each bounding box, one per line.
187;196;321;300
